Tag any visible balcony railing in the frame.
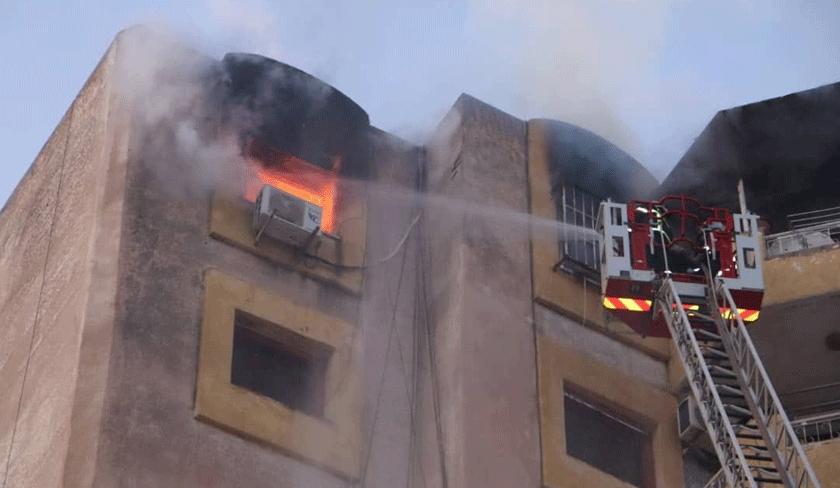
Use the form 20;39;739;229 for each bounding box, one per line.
792;410;840;445
765;207;840;258
789;206;840;230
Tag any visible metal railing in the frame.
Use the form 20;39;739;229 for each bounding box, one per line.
765;220;840;258
704;469;727;488
792;411;840;445
712;280;821;487
656;278;756;488
788;206;840;230
765;207;840;258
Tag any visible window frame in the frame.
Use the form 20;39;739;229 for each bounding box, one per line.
563;386;654;488
557;184;602;275
195;270;361;479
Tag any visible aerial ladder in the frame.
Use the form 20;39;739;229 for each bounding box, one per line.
597;196;820;487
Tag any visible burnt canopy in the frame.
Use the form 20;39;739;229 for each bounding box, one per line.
658;81;840;232
217;53;370;177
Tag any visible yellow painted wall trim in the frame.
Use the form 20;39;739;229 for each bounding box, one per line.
209;190;366;295
526;120;672;361
763;245;840;306
538;336;684;488
803;438;840;487
195;270;362;480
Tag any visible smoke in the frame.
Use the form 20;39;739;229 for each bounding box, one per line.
206;0;283;60
113;27;245;198
193;0;672;168
462;0;668;156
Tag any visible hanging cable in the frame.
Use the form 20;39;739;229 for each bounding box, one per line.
358;236;411;487
304;213;421;270
418;215;450;488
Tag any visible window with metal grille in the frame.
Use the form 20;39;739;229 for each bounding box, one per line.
556;184;600;273
564;389;653;487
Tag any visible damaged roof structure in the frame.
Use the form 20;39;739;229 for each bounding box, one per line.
659;81;840;233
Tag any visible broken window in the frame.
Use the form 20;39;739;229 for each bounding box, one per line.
230;310;332;417
564;388;653;487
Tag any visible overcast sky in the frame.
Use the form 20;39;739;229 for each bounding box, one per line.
2;1;840;207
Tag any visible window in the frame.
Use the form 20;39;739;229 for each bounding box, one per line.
231;311;332;417
612;236;625;257
610;206;623;226
557;185;601;271
743;247;756;269
564;389;652;487
195;271;362;478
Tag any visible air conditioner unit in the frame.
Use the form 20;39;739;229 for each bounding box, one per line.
252;185;322;247
678;394;706;443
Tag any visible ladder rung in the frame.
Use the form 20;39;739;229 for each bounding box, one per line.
744;453;772;462
742;444;770;455
701;347;729;360
733;425;762;440
725;404;752;418
716;384;743;396
694;328;721;341
709;365;736;378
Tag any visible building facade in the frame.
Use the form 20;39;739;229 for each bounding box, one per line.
0;27;838;488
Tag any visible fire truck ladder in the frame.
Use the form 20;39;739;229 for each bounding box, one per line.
655;276;820;488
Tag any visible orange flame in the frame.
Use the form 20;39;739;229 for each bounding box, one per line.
243;153;339;233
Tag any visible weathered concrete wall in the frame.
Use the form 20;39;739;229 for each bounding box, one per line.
527;119;672;361
355;127;427;487
92;122;358;486
537;336;684;488
87;97;422;488
763;245;840;306
535;305;668;390
0;101;70;488
424;94;541;488
751;292;840;415
0;38;123;487
804;439;840;488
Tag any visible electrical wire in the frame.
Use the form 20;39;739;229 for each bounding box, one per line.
2;101;75;488
303;213;422;270
418;215;450;488
358;236;410;487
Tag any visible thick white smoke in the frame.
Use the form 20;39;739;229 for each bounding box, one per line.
198;0;670;170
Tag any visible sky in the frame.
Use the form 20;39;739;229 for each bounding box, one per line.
2;0;840;207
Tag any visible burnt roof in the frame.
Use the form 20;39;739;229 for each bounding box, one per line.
536;119;659;202
218;53;370;177
658;81;840;232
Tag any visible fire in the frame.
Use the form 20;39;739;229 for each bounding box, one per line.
243;152;339;233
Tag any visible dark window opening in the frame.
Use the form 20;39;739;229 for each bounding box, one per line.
740;218;753;236
231;311;332;417
610;207;623;226
564;389;653;487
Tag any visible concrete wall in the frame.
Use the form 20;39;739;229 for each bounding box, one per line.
804;439;840;488
423;95;541;488
356;128;428;487
747;246;840;415
89;107;423;487
0;38;125;487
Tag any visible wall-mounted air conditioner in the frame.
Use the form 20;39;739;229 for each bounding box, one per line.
678;394;706;444
252;185;322;247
